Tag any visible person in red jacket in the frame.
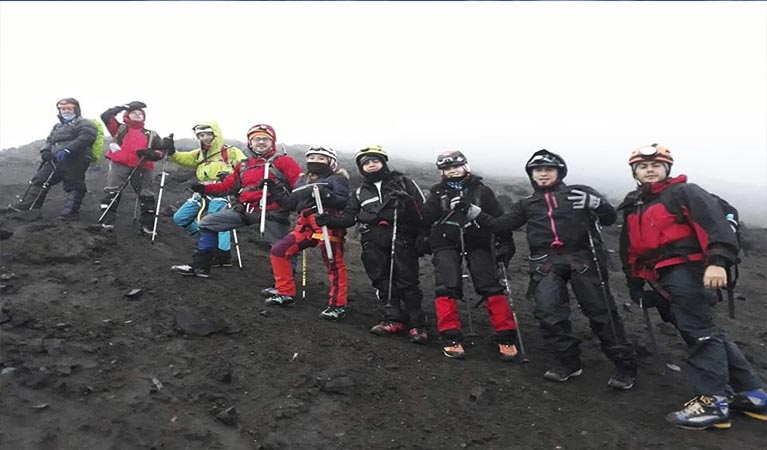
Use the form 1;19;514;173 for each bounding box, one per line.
171;124;303;277
619;144;766;430
99;101;164;233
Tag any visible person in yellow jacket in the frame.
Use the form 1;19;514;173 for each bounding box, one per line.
165;121;246;267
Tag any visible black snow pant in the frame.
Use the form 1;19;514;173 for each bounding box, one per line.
528;251;635;368
433;242;504;299
656;263;764;396
360;226;425;328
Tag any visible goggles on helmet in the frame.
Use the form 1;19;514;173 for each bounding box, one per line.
437;154;466;167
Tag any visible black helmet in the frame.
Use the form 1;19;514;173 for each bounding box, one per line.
525;149;567;179
436;150;468;170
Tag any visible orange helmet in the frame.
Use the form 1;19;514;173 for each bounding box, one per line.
628;143;674;166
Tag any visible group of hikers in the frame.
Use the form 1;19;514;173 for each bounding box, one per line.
10;98;766;430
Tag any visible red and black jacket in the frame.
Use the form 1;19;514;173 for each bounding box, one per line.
618;175;739;282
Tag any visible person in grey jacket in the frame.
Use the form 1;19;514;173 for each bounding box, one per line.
13;98;97;220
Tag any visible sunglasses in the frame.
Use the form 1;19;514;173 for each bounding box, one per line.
250;136;272;143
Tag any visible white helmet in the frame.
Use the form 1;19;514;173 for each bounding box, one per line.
192;124;215;136
305;145;337;160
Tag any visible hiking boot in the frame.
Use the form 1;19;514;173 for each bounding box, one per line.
58;212;80;222
665;395;731;430
171;251;212;278
607;365;637;390
260;287;279;298
543;360;583;382
212;249;233;268
320;306;347;321
442;339;465;359
730;389;767;421
370;321;406;336
171;264;210;278
265;295;295;307
407;327;428;345
498;343;519;362
140;224;154;235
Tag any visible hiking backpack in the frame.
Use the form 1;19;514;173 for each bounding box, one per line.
89;118;106;162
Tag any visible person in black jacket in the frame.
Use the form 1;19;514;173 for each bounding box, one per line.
317;145;429;343
421;150;519;361
264;146;351;321
12;98;97;219
472;149;637;389
619;144;765;429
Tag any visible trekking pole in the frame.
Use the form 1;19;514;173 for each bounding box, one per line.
311;184;334;263
260;160;270;235
151;156;169;244
28;161;58;210
385;208;399;308
132;174;141;226
458;223;477;337
18;160;47;206
302;250;307;300
640;296;658;354
499;262;529;362
98;157;146;223
586;215;620;344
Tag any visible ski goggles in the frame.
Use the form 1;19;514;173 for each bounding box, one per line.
528;154;561;165
436;154;467;167
192;124;215;135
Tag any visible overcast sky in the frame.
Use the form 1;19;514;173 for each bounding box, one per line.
1;1;766;213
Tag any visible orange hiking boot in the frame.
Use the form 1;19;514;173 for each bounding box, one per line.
442;340;465;359
498;343;518;362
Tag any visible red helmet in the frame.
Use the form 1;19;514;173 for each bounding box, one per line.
628;144;674;166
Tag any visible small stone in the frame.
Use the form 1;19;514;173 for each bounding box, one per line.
125;289;143;300
215;406;238;426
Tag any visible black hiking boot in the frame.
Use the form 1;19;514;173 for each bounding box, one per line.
607;364;637;390
212;249;233;268
320;306;347;320
261;287;279;297
265;295;295;307
171;251;212;278
59;189;84;221
543;359;583;382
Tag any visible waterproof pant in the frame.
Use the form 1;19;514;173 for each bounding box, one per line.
270;221;347;307
657;263;764;396
197;208;291;249
432;245;516;342
174;194;231;251
359;226;425;328
529;252;635;368
22;157;89;210
100;161;155;227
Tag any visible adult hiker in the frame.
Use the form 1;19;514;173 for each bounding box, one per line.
12;98;97;220
316;145;429;343
171;123;302;277
99;101;164;233
471;149;637;388
165;121;247;267
618;143;766;429
263;146;350;321
420;150;519;361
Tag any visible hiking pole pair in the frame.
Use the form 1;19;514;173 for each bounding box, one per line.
498;262;529;362
18;160;48;207
150;156;169;244
99;157;147;224
28;160;59;210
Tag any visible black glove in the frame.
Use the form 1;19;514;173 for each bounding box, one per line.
216;171;229;182
495;242;516;266
627;278;645;306
259;178;276;189
190;183;206;194
136;149;162;161
41;150;53;162
124;101;147;110
162;134;175;156
314;212;331;227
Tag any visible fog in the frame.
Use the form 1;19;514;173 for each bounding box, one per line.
1;2;765;223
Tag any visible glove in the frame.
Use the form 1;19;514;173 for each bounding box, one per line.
627;278;645;305
41;150;54;162
190;183;206;194
162;134;175;156
315;212;331;227
54;149;71;162
567;189;601;210
216;171;230;182
495;242;516;266
450;197;481;220
124;101;147;110
231;201;246;213
259;178;276;189
136;149;161;161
